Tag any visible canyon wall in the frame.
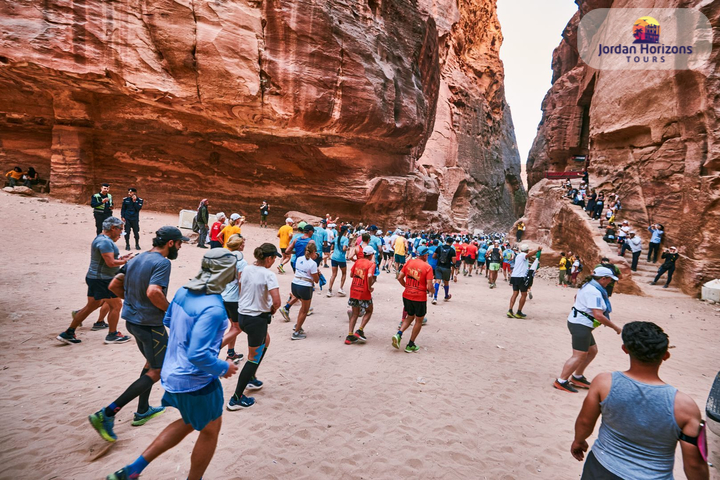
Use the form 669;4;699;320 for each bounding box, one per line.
0;0;523;231
524;0;720;295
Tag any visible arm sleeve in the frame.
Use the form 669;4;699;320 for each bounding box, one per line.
187;307;229;377
120;200;127;218
149;259;171;287
137;198;144;210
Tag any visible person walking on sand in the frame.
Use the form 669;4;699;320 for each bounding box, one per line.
327;225;350;297
121;187;144;251
554;267;622;393
345;246;376;345
487;241;502;288
92;183;114;236
88;227;189;443
392;246;434;353
276;217;295;272
570;321;709;480
195;199;210;249
105;249;240;480
559;252;569;287
290;242;320;340
507;244;540;319
57;217;133;345
220;234;248;363
225;243;282;410
431;237;456;304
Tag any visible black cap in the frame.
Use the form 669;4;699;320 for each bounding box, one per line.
101;183;110;187
368;225;378;231
303;224;315;232
156;226;190;242
259;243;282;258
320;219;327;224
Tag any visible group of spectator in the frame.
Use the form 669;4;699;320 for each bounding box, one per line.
5;166;40;187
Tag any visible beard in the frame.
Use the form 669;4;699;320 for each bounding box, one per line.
168;245;179;260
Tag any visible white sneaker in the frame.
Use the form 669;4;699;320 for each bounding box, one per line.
307;307;314;316
326;290;333;298
338;289;346;297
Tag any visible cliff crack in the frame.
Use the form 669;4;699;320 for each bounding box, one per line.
258;9;267;109
190;0;201;103
330;35;344;122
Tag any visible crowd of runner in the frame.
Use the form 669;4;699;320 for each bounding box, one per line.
51;183;708;480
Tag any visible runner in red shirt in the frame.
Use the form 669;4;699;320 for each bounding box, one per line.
346;247;376;345
392;247;433;353
208;213;226;249
452;240;463;283
463;241;478;277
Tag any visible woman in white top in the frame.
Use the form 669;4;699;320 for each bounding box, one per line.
221;234;247;363
291;242;320;340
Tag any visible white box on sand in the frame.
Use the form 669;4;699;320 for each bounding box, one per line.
178;209;218;230
701;279;720;302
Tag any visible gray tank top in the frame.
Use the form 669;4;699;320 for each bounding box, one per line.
592;372;681;479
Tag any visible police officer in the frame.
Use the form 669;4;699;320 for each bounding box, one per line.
121;187;144;251
92;183;113;235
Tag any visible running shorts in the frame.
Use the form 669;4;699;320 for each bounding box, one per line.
323;245;331;254
331;259;347;268
486;258;491;267
567;321;596;352
394;254;406;265
280;247;286;255
238;313;270;348
477;258;485;265
291;282;313;301
509;276;528;292
434;266;451;282
261;214;268;221
464;256;475;265
162;378;223;431
86;276;117;300
348;298;373;310
383;251;392;260
126;322;167;370
454;260;462;269
489;262;501;271
402;297;427;318
209;240;223;249
224;301;239;323
502;262;511;271
581;451;623;480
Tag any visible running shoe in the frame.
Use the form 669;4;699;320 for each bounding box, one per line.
307;307;314;316
291;331;307;340
89;409;117;442
57;331;81;344
431;298;437;305
528;291;533;300
279;306;291;322
506;310;515;318
422;317;428;325
106;467;136;480
468;274;472;277
246;378;264;391
405;344;420;353
355;329;367;343
105;332;131;344
453;277;457;283
553;380;578;393
338;289;346;297
570;375;591;389
391;333;401;349
277;264;285;274
227;394;255;410
91;322;109;331
326;290;333;298
444;294;452;301
226;351;244;363
490;283;496;289
345;334;358;345
131;406;165;426
514;311;527;319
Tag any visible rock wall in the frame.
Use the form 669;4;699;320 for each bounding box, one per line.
524;0;720;295
0;0;523;231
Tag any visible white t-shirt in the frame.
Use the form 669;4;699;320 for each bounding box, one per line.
510;252;529;278
568;283;605;327
220;251;248;302
571;259;580;274
237;264;280;316
292;256;318;287
618;226;630;238
383;236;393;252
326;228;337;243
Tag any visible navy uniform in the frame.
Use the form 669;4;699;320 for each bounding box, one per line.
121;194;144;250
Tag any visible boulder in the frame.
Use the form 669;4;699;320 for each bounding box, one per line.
3;186;36;196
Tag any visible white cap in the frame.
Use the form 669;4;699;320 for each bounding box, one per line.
328;223;336;227
520;243;529;252
377;230;383;235
363;246;375;255
216;212;226;220
593;266;619;281
286;217;294;224
230;213;241;221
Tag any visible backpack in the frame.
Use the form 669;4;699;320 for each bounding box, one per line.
577;261;584;273
192;215;200;233
438;245;451;265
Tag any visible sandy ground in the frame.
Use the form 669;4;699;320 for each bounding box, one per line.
0;192;719;480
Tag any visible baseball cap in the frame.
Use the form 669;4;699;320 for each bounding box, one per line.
416;246;429;256
286;217;294;224
298;221;307;230
328;223;336;227
230;213;241;221
303;224;315;232
156;226;190;242
593;266;619;281
377;230;383;235
368;225;378;231
362;246;375;255
258;243;282;258
320;219;327;224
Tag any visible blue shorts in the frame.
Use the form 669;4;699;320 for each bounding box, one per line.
331;259;347;268
162;378;223;431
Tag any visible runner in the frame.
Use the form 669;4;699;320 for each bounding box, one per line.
571;321;709;480
105;249;239;480
208;212;227;249
278;221;303;273
452;238;463;283
502;245;514;282
345;246;376;345
367;225;383;276
393;231;408;275
226;243;282;410
323;223;337;268
57;217;132;345
313;219;329;267
554;267;622;393
276;217;294;273
327;225;350;297
427;239;439;275
507;244;539;319
431;237;455;304
278;225;315;321
464;240;478;277
487;241;502;288
381;231;394;272
218;213;244;248
220;234;248;363
89;226;188;443
392;246;434;353
476;241;487;276
290;242;320;340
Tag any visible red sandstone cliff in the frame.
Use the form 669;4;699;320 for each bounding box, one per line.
0;0;522;231
524;0;720;295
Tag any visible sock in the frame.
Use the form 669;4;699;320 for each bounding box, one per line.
396;330;403;337
234;361;260;398
557;378;567;384
104;402;119;418
572;374;584;379
285;303;291;311
227;348;235;355
408;340;416;347
126;455;149;477
444;285;449;297
107;374;154;417
433;283;440;297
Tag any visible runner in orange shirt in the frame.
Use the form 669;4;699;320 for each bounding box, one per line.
345;247;376;345
463;241;478;277
391;246;434;353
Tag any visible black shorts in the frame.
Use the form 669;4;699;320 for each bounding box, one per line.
567;321;596;352
261;214;268;221
581;451;623;480
454;260;462;268
280;247;286;255
209;240;223;249
238;313;270;348
383;251;392;260
434;266;451;282
510;276;529;292
126;322;167;369
86;276;117;300
224;301;239;323
402;297;427;318
323;245;331;254
464;257;475;265
291;283;314;301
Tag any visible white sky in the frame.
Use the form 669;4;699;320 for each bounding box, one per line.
497;0;578;164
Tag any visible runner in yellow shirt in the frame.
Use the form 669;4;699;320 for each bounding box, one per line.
276;218;295;273
219;213;244;247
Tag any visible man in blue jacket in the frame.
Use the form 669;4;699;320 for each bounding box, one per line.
121;188;144;251
106;249;239;480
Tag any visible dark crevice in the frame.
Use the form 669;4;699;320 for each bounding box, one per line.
190;0;201;102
